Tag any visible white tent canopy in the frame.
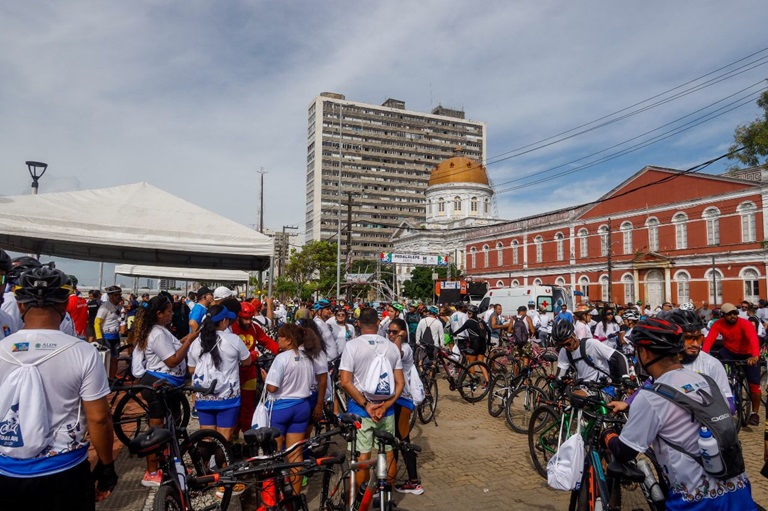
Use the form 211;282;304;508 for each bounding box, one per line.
115;264;250;282
0;182;272;271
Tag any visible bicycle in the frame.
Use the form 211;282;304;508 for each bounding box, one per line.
720;359;752;431
418;341;491;403
503;350;559;433
310;359;349;457
356;429;421;511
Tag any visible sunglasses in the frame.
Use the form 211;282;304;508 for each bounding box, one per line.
387;329;400;335
725;311;739;316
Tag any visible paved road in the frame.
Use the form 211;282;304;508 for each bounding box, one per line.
99;378;768;510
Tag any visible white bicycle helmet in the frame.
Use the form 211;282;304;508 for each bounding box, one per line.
679;302;696;311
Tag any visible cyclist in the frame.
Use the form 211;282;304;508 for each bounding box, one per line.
405;303;421;347
602;317;757;509
65;275;88;340
327;306;354;357
378;302;404;338
452;305;490;382
0;267;117;509
487;304;509;347
593;309;620;350
415;306;444;370
617;309;639;356
312;300;339;361
702;302;762;426
2;256;44;333
573;304;592;340
551;320;628;385
95;285;123;359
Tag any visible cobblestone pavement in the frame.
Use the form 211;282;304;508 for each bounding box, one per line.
98;378;768;510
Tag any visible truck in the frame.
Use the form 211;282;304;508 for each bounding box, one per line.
434;280;488;306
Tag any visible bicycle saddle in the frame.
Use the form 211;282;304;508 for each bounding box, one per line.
373;430;397;445
339;413;362;425
541;352;558;363
128;426;173;457
606;459;645;483
244;427;281;445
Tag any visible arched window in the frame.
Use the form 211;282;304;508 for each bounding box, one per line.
470;247;476;269
453;196;462;212
578;229;588;259
534;235;543;263
598;225;609;257
704;268;723;304
675;271;690;305
438;197;445;214
622;273;635;306
620;221;633;255
672;212;688;250
511;240;519;266
578;276;590;298
738;202;757;243
645;217;659;252
555;277;566;288
484;197;490;215
511;279;520;288
533;278;543;286
599;275;609;302
482;244;490;268
703;207;720;246
741;267;760;302
555;232;564;261
470;196;478;214
496;242;504;266
496;280;505;287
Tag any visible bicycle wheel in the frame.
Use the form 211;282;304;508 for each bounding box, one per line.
418;378;438;424
181;429;234;475
609;453;664;511
505;385;547;434
309;418;334;457
528;405;561;478
534;375;556;400
153;485;182;511
487;373;508;417
488;351;520;376
458;361;491;403
320;459;349;511
112;391;151;447
737;376;751;428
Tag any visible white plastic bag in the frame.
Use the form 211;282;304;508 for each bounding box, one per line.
407;365;425;406
251;384;273;429
547;412;584;491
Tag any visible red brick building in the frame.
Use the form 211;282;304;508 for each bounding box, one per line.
464;166;767;307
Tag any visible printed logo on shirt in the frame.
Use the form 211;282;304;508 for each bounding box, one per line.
0;403;23;448
12;343;29;352
1;325;10;338
34;343;58;350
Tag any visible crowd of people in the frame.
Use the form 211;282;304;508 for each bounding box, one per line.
0;248;766;510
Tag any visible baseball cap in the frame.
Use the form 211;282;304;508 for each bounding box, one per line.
197;286;214;299
213;286;234;301
720;303;737;314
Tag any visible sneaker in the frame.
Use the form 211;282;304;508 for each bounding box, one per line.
395;481;424;495
191;407;199;420
216;483;246;498
141;470;162;487
748;413;759;426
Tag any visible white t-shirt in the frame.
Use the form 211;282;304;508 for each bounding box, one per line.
96;300;121;335
574;321;591;340
143;325;185;378
253;314;272;330
619;368;751;504
538;313;552;334
188;331;250;402
682;351;733;401
265;348;315;400
450;311;468;339
557;338;621;382
593;321;620;349
415;317;444;347
0;330;109;474
1;293;23;333
400;342;415;401
315;316;339;361
0;309;17;340
59;312;76;337
326;318;354;357
339;333;403;401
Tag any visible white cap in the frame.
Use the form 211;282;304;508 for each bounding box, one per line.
213;286;234;300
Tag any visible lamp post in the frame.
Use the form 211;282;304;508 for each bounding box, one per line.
26;161;48;194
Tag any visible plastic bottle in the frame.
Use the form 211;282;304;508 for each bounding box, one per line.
636;458;665;504
352;481;368;511
594;496;603;511
173;457;187;490
698;426;724;475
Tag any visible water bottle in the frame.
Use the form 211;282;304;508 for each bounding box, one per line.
636;458;665;504
594;496;603;511
698;426;724;475
352;481;368;511
376;450;388;481
173;457;186;490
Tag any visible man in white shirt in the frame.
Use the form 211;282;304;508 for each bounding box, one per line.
450;303;469;345
551;320;628;384
312;300;338;361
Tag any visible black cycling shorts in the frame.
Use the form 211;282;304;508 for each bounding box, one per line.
0;459;94;511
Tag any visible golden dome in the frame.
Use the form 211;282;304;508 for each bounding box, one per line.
428;156;489;187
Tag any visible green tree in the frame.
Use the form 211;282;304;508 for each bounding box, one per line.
728;89;768;169
283;241;338;299
402;264;462;301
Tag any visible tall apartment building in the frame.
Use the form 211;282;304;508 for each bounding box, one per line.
306;93;486;260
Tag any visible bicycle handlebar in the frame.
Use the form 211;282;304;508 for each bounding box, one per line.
112;379;218;397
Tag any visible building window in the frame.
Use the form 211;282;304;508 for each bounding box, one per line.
511;240;519;265
453;196;462;212
621;221;633;255
496;242;503;266
496;280;504;287
738;202;757;243
622;274;635;305
646;217;659;252
483;245;489;268
511;279;520;288
438;197;445;214
579;276;589;298
600;275;609;302
598;225;609;257
675;271;690;305
471;196;478;213
703;207;720;246
484;197;490;215
555;277;566;288
533;278;542;286
578;229;588;259
534;236;543;263
742;268;760;302
555;233;564;261
470;247;476;269
673;212;688;250
704;268;723;304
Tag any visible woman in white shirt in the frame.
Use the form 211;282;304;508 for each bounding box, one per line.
133;294;199;487
594;309;621;349
263;323;323;496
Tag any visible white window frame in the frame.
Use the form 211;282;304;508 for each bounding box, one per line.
704;268;723;304
579;276;590;298
555;232;564;261
703;207;720;246
496;280;505;287
511;240;519;266
496;242;504;266
471;196;478;213
599;274;609;302
470;247;476;269
622;273;635;306
533;278;542;286
673;212;688;250
555;277;566;287
483;244;490;268
438;197;445;214
578;229;588;259
741;267;760;303
646;217;659;252
453;196;462;212
621;221;633;255
598;225;609;257
674;270;690;305
738;202;757;243
511;279;520;288
534;236;543;263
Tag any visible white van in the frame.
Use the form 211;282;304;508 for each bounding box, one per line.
477;285;573;315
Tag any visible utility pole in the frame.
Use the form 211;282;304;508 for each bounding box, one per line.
607;217;613;304
257;167;267;297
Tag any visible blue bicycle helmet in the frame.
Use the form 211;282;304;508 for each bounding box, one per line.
312;299;331;311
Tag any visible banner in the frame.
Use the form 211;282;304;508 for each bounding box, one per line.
380;253;449;266
345;273;374;284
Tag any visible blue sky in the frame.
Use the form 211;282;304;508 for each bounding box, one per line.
1;1;767;286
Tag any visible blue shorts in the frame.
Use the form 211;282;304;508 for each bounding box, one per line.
197;406;240;429
270;400;311;437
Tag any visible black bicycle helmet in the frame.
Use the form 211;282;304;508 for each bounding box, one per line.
8;256;42;281
67;274;78;287
668;309;703;333
14;267;72;305
0;249;12;273
629;317;684;354
467;305;479;314
551;320;575;344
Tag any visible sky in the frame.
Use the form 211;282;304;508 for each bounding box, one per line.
1;1;767;286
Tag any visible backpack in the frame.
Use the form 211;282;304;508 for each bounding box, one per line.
357;340;395;399
192;336;222;393
512;316;529;346
407;365;425;406
565;339;626;383
0;342;77;458
643;373;744;480
421;319;435;347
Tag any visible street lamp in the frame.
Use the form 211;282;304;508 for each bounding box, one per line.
26;161;48;194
